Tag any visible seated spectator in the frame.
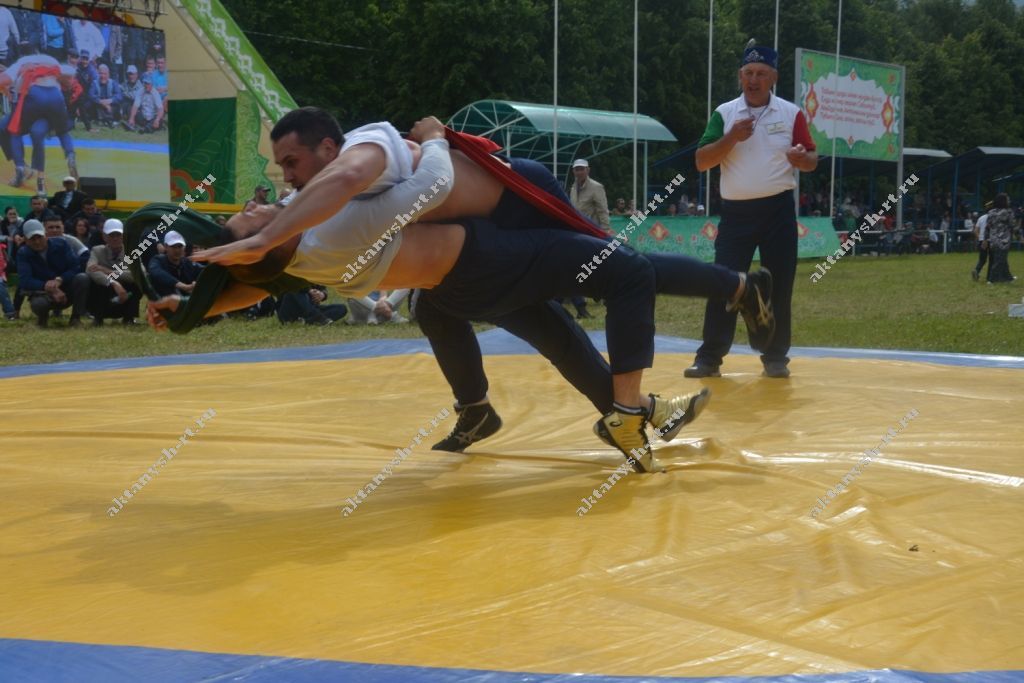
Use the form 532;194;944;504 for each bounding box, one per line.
42;210;89;269
26;194;49;223
16;219;88;327
0;240;14;320
69;216;100;248
69;198;105;237
667;203;678;217
127;75;163;132
610;198;628;216
1;205;23;269
50;177;87;219
2;204;28;317
119;65;142;123
85;219;140;325
89;64;123;127
346;290;410;325
277;286;347;326
244;296;277;321
147;230;203;297
244;184;271;211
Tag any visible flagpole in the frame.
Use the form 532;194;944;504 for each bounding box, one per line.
829;0;842;221
632;0;639;208
773;0;779;94
705;0;713;215
553;0;559;179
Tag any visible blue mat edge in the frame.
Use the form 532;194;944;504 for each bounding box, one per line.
1;638;1022;683
2;330;1023;380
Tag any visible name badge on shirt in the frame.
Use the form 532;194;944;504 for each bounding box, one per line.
764;121;788;135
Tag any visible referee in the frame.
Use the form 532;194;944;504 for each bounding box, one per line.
685;43;817;379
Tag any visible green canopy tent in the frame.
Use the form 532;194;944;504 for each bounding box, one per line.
447;100;677;194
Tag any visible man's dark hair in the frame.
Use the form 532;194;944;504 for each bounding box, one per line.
994;192;1009;209
271;107;344;150
40;210;61;224
82;198;96;207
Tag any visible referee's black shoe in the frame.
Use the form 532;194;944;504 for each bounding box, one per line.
730;269;775;353
432;402;503;452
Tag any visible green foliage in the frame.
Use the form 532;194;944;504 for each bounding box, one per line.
217;0;1024;178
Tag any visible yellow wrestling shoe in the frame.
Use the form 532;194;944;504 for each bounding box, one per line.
648;388;712;442
594;409;654;473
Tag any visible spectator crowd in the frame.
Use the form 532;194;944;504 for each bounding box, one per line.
0;8;169;134
0;180;415;327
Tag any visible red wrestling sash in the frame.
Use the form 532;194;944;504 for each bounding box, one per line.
8;65;62;134
444;128;607;239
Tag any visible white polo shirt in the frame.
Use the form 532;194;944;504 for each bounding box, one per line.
700;94;815;201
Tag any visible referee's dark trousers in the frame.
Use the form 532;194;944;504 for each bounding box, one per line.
696;190;797;367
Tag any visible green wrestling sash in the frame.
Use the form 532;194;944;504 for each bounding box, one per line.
123;203;312;334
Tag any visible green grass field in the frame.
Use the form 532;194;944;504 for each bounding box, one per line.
2;251;1022;368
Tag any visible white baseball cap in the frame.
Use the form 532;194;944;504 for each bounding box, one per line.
62;176;76;184
164;230;186;246
23;219;45;238
572;158;589;168
103;219;124;235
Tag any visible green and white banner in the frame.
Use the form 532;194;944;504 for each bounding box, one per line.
179;0;297;122
610;216;842;261
795;48;905;162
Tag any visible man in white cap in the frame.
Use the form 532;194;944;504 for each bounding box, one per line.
147;229;203;297
120;64;142;123
50;176;87;219
564;157;609;319
85;218;139;325
569;158;611;233
16;218;88;327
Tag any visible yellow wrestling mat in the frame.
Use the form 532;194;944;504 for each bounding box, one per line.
1;334;1022;682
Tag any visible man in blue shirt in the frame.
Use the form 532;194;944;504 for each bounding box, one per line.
16;218;88;327
148;230;203;297
88;63;122;127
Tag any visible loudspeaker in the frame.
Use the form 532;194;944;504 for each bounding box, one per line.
79;177;117;200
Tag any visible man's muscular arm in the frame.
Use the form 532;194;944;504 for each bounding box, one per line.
193;144;387;266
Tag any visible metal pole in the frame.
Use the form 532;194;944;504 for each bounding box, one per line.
633;0;639;207
705;0;713;215
643;141;648;210
773;0;779;96
895;63;906;232
829;0;842;222
774;0;780;52
553;0;559;178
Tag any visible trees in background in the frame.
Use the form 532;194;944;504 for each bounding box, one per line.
221;0;1024;193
